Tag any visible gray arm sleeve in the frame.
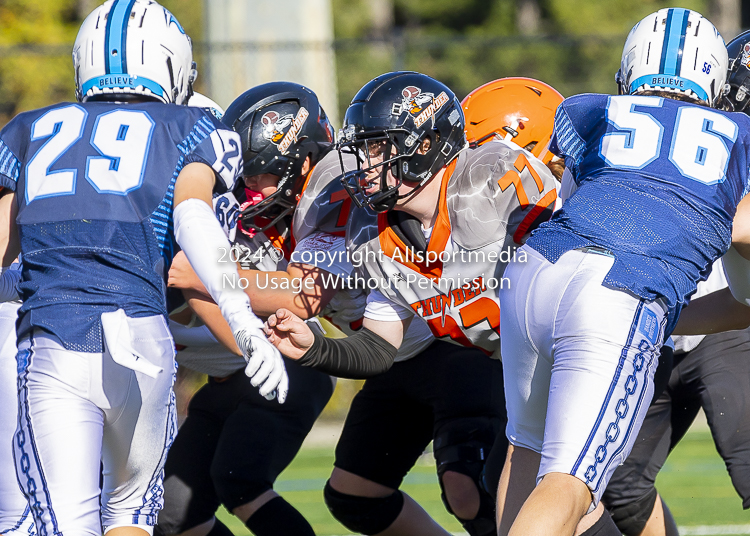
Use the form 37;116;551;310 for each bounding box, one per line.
297;328;397;379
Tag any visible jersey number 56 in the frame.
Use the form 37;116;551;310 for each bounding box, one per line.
599;95;738;186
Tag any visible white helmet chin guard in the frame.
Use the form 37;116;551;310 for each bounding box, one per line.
73;0;197;104
616;8;728;107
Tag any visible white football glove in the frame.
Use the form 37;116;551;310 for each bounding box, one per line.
234;321;289;404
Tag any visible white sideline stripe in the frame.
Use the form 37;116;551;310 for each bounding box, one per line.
679;526;750;535
335;529;750;536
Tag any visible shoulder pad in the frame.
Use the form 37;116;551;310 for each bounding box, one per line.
345;203;379;255
447;140;558;249
293;151;358;241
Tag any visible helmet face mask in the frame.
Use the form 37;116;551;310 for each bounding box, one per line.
720;30;750;113
222;82;335;233
338;71;466;213
73;0;195;104
339;128;429;212
615;8;728;107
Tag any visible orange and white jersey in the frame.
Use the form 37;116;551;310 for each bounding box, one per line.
347;140;558;355
293;151;434;359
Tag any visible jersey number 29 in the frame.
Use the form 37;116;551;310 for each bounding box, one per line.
25;105;155;203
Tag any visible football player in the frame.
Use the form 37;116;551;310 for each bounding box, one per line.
0;1;286;535
155;82;339;536
263;71;559;536
492;8;750;536
160;80;441;536
599;29;750;536
0;262;30;536
310;77;568;536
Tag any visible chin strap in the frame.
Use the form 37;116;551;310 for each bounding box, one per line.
238;189;266;238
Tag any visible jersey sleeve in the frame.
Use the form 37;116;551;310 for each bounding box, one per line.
364;289;415;322
292;151;358;242
0;115;26;192
549;98;588;172
727;114;750;202
182;112;243;195
509;152;558;244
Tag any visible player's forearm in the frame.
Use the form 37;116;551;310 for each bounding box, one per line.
298;328;397;378
184;289;241;355
673;288;750;335
173;166;260;333
237;265;339;319
0;191;20;268
732;193;750;260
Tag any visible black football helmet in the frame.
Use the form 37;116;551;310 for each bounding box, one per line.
722;30;750;113
338;71;466;213
222;82;335;232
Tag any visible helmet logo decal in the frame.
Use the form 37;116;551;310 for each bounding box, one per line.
260;107;310;155
394;86;450;128
261;111;291;143
166;10;187;34
414;91;449;128
742;43;750;69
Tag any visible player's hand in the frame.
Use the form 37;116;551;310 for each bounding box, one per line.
234;322;289;404
264;308;315;360
168;251;209;296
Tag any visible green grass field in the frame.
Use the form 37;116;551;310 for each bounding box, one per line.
216;426;750;536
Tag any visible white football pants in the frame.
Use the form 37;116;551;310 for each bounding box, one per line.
14;314;176;536
0;302;35;536
501;246;666;506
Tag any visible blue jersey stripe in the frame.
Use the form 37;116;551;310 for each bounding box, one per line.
553;106;586;166
105;0;137;75
659;8;689;77
150;158;180;263
0;142;20;183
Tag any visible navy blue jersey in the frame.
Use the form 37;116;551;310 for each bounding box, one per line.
0;101;242;351
528;93;750;332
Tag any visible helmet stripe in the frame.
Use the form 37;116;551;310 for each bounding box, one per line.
105;0;137;75
659;8;690;77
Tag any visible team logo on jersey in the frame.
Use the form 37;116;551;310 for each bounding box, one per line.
742;43;750;68
261;107;310;155
392;86;450;128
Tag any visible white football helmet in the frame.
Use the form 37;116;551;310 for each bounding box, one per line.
616;8;728;107
73;0;197;104
188;92;225;120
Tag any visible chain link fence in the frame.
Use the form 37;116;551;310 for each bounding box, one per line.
0;33;630;127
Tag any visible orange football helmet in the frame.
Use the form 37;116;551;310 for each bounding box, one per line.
461;77;563;163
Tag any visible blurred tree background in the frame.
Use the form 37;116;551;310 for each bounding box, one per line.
0;0;203;123
0;0;742;125
331;0;714;116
